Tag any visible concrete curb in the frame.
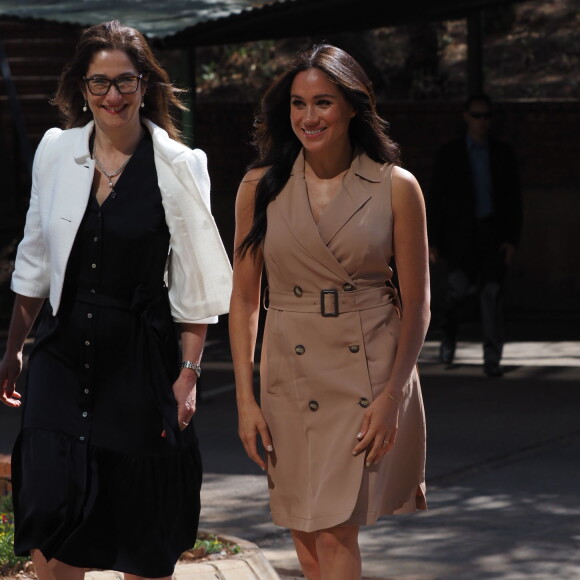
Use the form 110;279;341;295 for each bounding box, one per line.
83;533;280;580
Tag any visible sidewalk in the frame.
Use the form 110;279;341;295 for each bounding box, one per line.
195;334;580;580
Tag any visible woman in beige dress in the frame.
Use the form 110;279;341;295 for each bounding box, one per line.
229;44;429;580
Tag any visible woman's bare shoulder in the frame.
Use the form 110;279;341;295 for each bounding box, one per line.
391;165;425;211
392;165;420;189
242;166;269;183
236;166;269;212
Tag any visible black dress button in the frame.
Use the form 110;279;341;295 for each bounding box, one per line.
309;401;319;411
293;286;303;297
343;283;355;291
359;397;370;408
295;345;306;355
349;345;360;353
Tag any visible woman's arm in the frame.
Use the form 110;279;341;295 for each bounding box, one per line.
172;323;207;429
228;169;272;471
353;166;430;464
0;294;45;407
384;166;431;398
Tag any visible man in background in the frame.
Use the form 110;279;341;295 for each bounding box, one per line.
427;94;522;377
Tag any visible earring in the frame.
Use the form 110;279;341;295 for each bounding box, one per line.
140;98;145;109
83;101;88;113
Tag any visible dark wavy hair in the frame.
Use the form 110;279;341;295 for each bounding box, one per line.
52;20;186;142
237;43;401;258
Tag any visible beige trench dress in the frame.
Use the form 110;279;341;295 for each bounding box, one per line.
260;149;427;533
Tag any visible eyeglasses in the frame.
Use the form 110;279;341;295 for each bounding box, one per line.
468;111;491;119
83;74;143;96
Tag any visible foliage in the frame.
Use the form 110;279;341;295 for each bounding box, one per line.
0;496;13;514
186;532;241;560
0;497;29;575
194;38;301;102
192;0;579;102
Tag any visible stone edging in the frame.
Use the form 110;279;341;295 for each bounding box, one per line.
83;533;280;580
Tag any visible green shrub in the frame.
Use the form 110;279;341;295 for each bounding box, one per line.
0;499;30;574
0;494;13;514
192;533;241;556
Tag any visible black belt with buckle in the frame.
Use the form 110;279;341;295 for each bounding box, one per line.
320;289;339;317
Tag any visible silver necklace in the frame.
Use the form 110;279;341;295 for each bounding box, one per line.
92;144;133;198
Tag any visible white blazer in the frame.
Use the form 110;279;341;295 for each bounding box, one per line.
11;119;232;324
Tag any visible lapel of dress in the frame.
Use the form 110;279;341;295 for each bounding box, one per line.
316;149;382;245
47;123;94;308
64;121;95;222
274;150;353;283
53;122;94;239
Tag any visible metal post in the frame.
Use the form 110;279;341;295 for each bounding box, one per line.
467;10;484;96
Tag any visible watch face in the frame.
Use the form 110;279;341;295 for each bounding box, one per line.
181;361;201;377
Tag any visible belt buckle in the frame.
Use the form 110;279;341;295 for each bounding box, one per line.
320;289;339;317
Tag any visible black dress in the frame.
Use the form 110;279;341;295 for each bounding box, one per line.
11;136;202;578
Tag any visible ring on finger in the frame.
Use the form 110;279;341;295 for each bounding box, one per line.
182;421;189;427
382;439;389;446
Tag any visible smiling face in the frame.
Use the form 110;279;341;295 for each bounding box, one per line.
82;49;146;136
290;68;356;157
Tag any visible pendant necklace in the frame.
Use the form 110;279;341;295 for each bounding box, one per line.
92;143;133;199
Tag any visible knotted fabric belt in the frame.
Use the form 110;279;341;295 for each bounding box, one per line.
76;291;131;310
266;284;398;317
75;284;165;314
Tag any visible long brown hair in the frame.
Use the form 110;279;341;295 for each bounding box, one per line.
238;43;400;257
52;20;186;142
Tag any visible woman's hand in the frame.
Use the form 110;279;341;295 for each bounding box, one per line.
172;371;197;430
238;399;273;472
0;294;45;408
0;352;23;408
352;393;400;467
173;322;207;433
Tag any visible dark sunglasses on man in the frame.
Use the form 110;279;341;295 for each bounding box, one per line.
469;111;491;119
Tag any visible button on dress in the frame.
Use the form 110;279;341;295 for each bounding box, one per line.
11;136;202;577
260;149;427;533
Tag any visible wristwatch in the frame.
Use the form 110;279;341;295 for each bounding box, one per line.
180;360;201;378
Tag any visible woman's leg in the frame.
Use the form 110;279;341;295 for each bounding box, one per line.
292;529;321;580
30;550;86;580
316;525;361;580
292;525;361;580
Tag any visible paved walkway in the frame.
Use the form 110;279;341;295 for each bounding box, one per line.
195;348;580;580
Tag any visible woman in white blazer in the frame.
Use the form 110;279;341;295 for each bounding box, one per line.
0;20;232;580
